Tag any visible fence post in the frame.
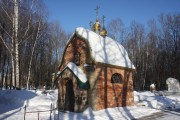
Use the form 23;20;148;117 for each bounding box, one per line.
58;111;59;120
38;112;39;120
52;104;55;120
50;103;52;120
24;105;26;120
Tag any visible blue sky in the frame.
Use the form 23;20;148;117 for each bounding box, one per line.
44;0;180;32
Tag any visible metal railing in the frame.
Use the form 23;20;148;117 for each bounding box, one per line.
24;104;57;120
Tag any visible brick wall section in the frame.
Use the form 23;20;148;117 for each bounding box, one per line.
60;37;92;71
95;65;134;110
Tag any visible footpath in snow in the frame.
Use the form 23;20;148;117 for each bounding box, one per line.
0;89;180;120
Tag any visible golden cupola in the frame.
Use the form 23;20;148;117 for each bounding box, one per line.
93;6;101;33
100;15;107;37
91;6;107;37
93;20;101;32
100;27;107;37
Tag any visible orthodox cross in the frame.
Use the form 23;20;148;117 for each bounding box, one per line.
102;15;106;27
95;6;100;21
89;21;92;29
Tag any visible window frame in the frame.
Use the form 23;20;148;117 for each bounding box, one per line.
111;73;122;84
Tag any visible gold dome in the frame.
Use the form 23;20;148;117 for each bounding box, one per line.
93;21;101;32
100;27;107;37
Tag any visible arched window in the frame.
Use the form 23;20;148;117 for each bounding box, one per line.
111;73;122;83
74;52;80;65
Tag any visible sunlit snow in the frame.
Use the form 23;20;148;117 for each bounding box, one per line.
0;89;180;120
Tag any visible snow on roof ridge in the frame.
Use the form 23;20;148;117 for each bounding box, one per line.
66;62;87;83
75;27;135;69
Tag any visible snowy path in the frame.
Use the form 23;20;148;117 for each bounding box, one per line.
139;109;180;120
55;106;160;120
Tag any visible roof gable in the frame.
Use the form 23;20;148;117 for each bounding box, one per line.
63;62;87;83
60;62;89;89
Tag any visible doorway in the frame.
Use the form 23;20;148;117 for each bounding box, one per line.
65;79;75;112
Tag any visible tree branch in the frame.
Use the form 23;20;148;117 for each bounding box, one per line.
0;24;13;40
0;36;13;57
0;4;13;22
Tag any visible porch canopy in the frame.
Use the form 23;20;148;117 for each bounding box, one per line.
58;62;89;89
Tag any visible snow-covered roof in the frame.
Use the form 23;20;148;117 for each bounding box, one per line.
74;27;135;69
63;62;87;83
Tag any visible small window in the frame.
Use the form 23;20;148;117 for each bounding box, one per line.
111;73;122;83
74;52;80;65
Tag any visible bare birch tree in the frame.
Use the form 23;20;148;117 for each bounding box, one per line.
107;18;125;43
13;0;20;89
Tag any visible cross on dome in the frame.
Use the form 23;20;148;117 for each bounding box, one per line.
95;6;100;21
92;6;107;37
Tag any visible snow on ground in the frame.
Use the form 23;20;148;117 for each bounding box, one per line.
0;89;58;120
0;89;180;120
134;91;180;110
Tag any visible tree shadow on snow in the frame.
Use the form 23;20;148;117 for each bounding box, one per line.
0;108;22;120
0;90;36;115
54;108;95;120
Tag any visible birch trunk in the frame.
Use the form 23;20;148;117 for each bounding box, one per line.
11;56;15;88
14;0;20;89
26;19;41;90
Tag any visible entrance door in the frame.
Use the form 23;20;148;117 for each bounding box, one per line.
65;79;75;112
